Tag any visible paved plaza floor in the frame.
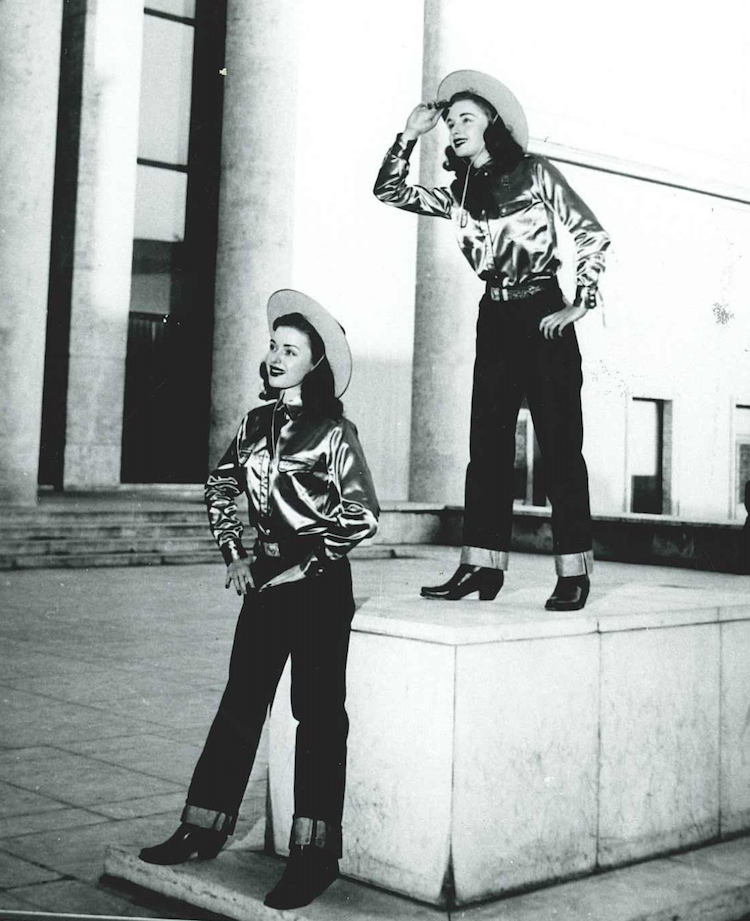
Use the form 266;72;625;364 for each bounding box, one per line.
0;547;747;918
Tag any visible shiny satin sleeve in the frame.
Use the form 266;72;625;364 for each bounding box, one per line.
373;134;454;218
322;419;380;561
534;157;610;287
204;415;251;566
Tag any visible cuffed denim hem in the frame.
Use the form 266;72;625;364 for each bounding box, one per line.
181;804;236;835
554;550;595;577
461;546;509;570
290;816;342;857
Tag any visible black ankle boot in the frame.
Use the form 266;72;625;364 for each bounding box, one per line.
545;575;590;611
139;823;228;865
421;564;504;601
264;845;339;910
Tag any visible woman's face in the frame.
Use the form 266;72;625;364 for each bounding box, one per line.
445;98;491;161
265;325;315;394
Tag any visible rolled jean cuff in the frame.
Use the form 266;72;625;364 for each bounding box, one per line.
290;816;342;857
461;546;509;570
181;804;236;834
554;550;595;577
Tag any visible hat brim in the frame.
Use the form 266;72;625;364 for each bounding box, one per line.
437;70;529;152
267;289;352;398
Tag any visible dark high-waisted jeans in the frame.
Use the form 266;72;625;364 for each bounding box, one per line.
461;280;594;577
182;555;355;856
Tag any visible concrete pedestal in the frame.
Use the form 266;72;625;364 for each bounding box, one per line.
269;584;750;907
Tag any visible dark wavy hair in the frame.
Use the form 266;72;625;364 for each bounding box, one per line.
259;312;343;420
441;91;525;219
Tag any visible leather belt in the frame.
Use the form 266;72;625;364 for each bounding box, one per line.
486;276;555;302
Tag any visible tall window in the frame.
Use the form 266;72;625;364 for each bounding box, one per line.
132;4;195;317
628;397;672;514
734;405;750;519
122;2;226;483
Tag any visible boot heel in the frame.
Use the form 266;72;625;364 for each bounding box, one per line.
478;582;502;601
197;835;226;859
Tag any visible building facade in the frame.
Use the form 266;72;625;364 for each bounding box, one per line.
1;0;749;523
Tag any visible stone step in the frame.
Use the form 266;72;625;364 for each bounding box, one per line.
104;835;750;921
0;503;443;570
0;521;210;552
0;533;216;554
0;542;400;571
2;496;743;572
2;550;209;570
0;522;210;542
0;509;207;527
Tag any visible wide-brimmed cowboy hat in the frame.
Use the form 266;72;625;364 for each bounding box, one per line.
437;70;529;152
267;289;352;397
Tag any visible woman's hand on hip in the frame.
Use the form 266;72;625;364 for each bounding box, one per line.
225;558;254;596
539;302;588;339
403;102;444;140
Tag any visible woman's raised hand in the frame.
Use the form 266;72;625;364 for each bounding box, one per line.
402;102;445;140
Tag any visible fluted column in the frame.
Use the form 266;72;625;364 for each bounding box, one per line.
208;0;301;465
0;1;63;505
63;0;143;488
409;0;478;504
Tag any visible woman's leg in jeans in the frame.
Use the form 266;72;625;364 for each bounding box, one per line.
184;587;292;830
525;314;593;576
287;559;355;856
462;299;524;569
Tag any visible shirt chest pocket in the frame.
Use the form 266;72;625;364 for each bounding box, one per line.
496;195;533;218
277;453;327;476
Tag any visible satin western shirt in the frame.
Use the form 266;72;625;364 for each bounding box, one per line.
374;134;610;290
205;402;379;570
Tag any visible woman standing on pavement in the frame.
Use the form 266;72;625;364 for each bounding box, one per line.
374;70;610;610
138;290;379;910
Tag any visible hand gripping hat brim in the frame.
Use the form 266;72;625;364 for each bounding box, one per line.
437;70;529;152
267;289;352;398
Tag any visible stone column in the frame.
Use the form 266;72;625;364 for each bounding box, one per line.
408;0;478;504
0;1;63;505
63;0;143;488
208;0;301;466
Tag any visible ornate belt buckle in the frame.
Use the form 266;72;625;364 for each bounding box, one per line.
490;287;501;301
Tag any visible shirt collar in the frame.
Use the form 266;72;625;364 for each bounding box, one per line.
274;399;304;422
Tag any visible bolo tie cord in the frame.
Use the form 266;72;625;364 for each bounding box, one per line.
458;118;497;228
458;147;502;278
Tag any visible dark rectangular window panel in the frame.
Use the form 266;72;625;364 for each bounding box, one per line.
630;397;672;515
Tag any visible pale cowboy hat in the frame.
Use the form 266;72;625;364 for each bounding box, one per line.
437;70;529;152
267;289;352;397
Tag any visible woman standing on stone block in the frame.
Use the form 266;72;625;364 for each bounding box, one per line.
138;290;379;910
374;70;610;610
